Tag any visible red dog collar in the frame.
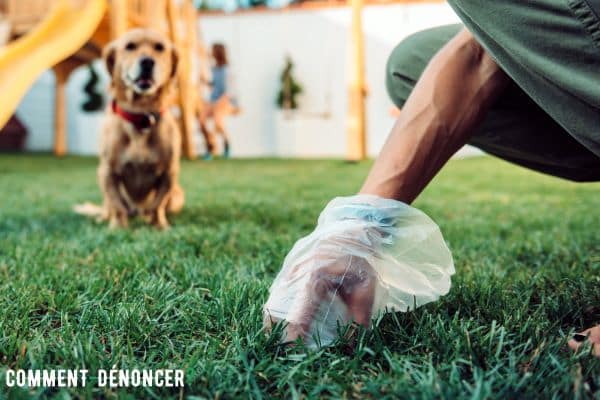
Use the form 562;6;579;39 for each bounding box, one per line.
112;100;163;130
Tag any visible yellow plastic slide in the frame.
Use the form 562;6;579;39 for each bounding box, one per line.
0;0;107;130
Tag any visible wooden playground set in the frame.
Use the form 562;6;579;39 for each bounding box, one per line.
0;0;203;158
0;0;369;161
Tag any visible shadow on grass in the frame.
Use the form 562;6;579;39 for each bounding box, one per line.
0;200;307;240
171;202;305;230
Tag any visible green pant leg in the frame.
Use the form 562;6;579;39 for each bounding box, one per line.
386;25;462;109
385;25;600;182
447;0;600;158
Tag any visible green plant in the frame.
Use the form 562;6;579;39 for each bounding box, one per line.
81;63;104;113
276;56;303;110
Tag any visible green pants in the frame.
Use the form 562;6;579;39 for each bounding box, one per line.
386;0;600;182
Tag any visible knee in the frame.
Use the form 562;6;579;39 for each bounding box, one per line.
385;33;424;108
386;24;462;108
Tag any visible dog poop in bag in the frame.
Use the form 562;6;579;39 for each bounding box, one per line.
263;194;455;348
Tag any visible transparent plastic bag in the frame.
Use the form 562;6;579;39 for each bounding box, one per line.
263;194;455;348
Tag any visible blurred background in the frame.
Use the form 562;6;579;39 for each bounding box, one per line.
1;0;479;159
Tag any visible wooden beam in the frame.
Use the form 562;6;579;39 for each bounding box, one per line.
167;0;197;160
52;65;68;157
347;0;367;161
181;0;198;159
52;58;88;157
195;9;210;121
109;0;128;39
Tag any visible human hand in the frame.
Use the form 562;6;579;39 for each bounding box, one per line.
264;195;455;348
264;229;380;345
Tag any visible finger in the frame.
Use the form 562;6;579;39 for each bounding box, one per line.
568;326;600;357
339;257;376;326
286;255;369;344
284;266;337;343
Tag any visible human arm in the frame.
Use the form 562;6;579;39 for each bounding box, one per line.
263;28;510;346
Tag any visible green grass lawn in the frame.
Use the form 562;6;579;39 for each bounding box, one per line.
0;154;598;399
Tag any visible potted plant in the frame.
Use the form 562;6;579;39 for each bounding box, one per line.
273;56;305;156
276;56;303;114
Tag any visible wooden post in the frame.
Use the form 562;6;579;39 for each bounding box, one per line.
167;0;197;159
52;58;89;157
196;19;209;117
110;0;128;39
347;0;367;161
53;66;68;157
182;0;198;157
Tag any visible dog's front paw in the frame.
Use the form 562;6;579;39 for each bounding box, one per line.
151;208;170;230
154;220;171;230
108;211;129;229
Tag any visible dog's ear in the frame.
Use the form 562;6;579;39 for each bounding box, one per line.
102;41;118;79
170;46;179;79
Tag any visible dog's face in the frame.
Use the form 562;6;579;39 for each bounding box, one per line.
103;29;178;96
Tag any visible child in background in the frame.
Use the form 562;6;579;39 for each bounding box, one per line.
197;43;239;160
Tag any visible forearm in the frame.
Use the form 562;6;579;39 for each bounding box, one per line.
360;28;509;203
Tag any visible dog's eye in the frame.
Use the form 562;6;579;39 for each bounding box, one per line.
154;43;165;52
125;42;137;51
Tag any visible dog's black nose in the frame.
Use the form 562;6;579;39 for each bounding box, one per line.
140;57;155;71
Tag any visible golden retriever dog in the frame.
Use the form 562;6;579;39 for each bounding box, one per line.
75;29;184;229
